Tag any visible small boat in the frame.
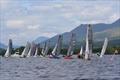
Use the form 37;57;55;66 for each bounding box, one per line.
33;45;39;57
110;50;118;60
27;42;36;57
4;39;13;57
50;35;62;59
77;46;84;59
64;33;75;59
49;54;60;59
84;25;93;60
41;41;50;57
100;38;108;58
20;42;31;58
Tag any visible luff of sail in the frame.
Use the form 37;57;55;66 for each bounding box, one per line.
4;39;13;57
85;25;90;60
21;42;31;57
100;38;108;58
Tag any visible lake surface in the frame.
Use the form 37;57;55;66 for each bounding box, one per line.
0;55;120;80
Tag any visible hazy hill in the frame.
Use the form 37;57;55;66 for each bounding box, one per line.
38;19;120;47
0;43;6;49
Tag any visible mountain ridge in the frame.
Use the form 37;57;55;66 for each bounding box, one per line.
39;19;120;46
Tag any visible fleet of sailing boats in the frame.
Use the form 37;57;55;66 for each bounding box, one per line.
4;24;109;60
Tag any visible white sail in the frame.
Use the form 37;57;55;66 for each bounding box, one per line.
41;42;46;56
51;35;62;56
85;25;90;60
79;46;83;55
21;42;31;57
34;46;38;57
100;38;108;58
27;42;36;57
51;44;58;56
4;39;12;57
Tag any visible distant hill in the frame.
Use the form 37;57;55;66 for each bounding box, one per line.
0;43;6;49
34;36;49;44
38;19;120;47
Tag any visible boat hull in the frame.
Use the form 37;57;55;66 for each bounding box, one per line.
49;55;60;59
64;56;73;59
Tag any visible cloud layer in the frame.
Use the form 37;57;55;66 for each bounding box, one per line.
0;0;120;45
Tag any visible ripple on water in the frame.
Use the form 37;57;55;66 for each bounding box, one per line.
38;75;49;78
0;55;120;80
35;66;47;70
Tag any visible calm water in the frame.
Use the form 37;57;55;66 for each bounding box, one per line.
0;55;120;80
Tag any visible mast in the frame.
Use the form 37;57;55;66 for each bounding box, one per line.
21;42;31;57
85;25;90;60
51;44;58;56
4;39;13;57
67;33;76;56
88;24;93;55
100;38;108;58
85;24;93;60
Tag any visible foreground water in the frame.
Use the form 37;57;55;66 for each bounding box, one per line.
0;55;120;80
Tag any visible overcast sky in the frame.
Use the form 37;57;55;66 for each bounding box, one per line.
0;0;120;45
